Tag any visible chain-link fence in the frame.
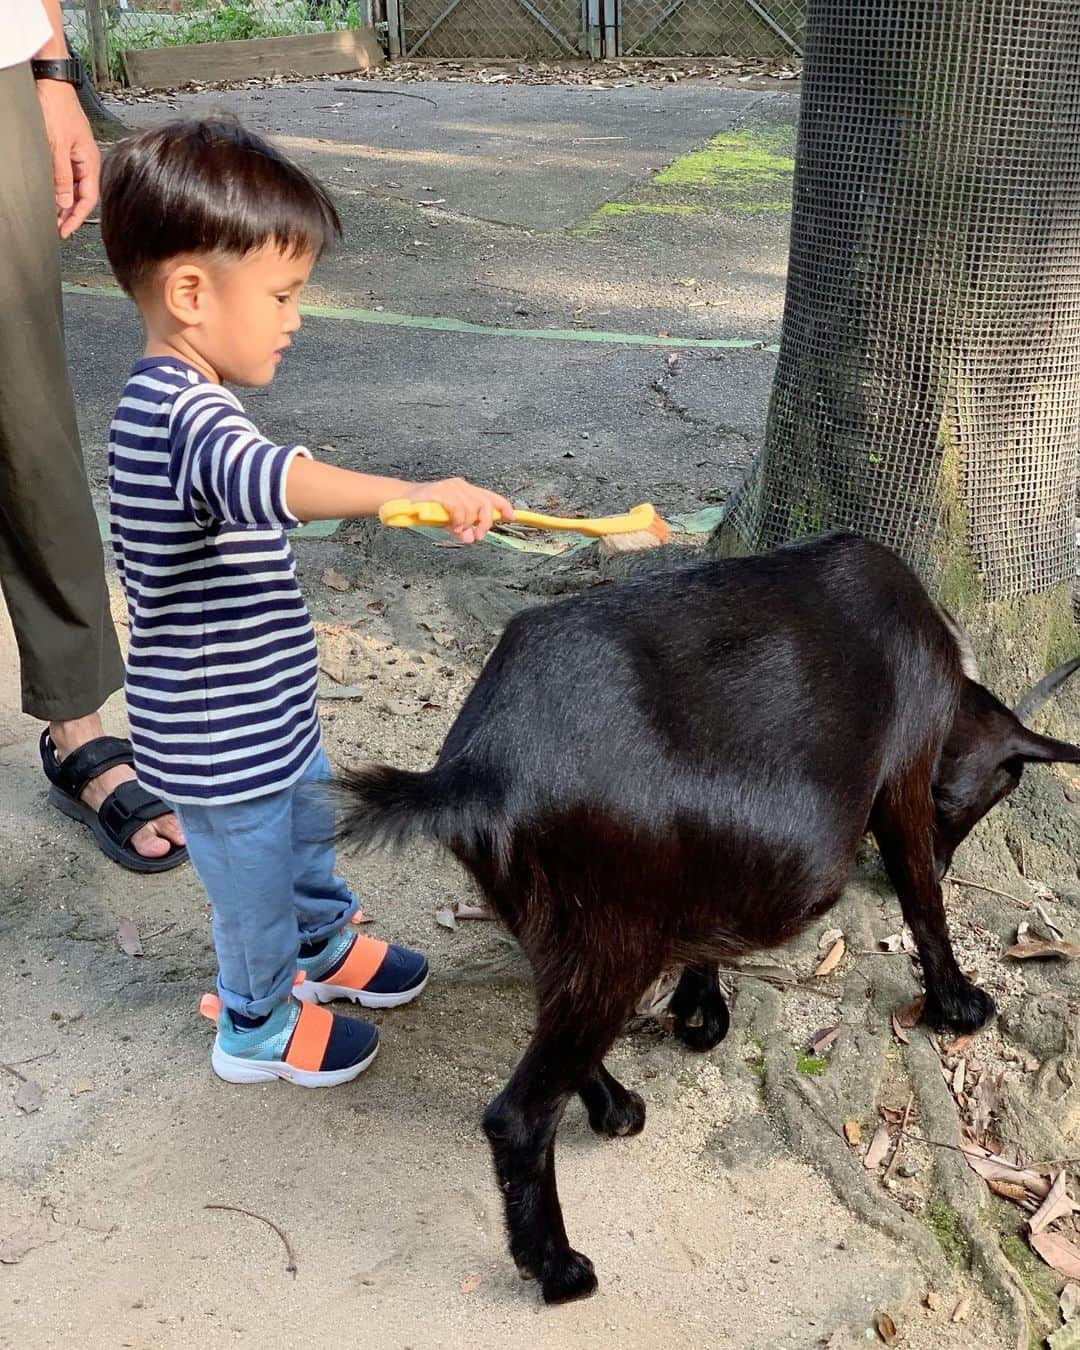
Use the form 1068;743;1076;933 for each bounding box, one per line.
397;0;585;59
619;0;802;58
64;0;803;79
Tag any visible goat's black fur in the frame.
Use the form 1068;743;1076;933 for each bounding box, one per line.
341;532;1080;1303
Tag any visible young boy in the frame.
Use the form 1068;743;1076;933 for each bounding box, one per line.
99;119;512;1088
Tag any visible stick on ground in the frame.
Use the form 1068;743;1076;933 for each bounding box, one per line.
205;1204;298;1277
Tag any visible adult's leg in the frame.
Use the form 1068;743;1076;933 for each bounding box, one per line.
0;62;182;858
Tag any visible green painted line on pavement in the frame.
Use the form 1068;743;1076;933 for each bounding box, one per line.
63;282;779;353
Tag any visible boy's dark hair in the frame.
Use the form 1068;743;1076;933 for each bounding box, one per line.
100;118;342;294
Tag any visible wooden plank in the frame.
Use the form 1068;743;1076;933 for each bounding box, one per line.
121;29;383;91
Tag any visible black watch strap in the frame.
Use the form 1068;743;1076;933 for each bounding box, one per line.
31;58;84;88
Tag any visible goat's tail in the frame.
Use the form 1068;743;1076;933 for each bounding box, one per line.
338;762;507;863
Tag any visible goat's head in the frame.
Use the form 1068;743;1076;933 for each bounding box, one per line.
932;655;1080;877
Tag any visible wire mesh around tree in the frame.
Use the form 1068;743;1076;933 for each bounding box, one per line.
723;0;1080;600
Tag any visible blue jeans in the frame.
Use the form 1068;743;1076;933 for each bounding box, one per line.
168;747;359;1018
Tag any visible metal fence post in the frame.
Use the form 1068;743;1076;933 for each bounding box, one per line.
583;0;601;56
603;0;619;55
386;0;403;57
84;0;111;87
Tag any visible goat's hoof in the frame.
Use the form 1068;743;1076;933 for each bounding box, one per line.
541;1250;598;1304
587;1087;646;1138
926;983;996;1033
674;993;730;1052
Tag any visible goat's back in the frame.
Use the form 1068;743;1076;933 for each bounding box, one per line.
443;532;959;799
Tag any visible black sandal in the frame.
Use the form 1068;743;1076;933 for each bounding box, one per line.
40;732;188;874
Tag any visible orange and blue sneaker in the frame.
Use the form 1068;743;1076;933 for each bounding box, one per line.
199;989;379;1088
294;918;429;1010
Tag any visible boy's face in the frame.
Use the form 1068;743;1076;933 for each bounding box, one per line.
197;243;316;386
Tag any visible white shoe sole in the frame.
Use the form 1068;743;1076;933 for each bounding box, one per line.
294;971;429;1009
210;1039;379;1087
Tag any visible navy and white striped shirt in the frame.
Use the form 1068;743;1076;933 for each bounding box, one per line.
108;357;321;805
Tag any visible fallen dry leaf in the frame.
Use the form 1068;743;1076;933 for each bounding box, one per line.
116;919;143;957
1029;1172;1080;1236
891;1012;910;1045
71;1078;93;1096
634;970;680;1023
321;568;351;592
969;1070;1004;1144
961;1145;1051;1199
925;1290;943;1312
879;933;904;953
1034;901;1065;941
13;1078;43;1115
844;1119;862;1147
1004;939;1080;960
811;1025;842;1055
815;937;846;978
941;1034;974;1056
894;995;925;1029
950;1294;972;1323
819;926;844;952
1031;1230;1080;1280
875;1311;898;1344
435;908;457;931
864;1120;893;1170
459;1271;482;1294
986;1178;1031;1207
952;1059;966;1097
455;904;491;921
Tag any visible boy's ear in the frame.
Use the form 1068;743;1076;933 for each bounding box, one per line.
161;262;211;327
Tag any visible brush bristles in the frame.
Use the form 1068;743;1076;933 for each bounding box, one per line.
598;518;671;556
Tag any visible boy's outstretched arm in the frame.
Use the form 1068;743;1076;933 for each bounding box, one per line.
286;457;513;544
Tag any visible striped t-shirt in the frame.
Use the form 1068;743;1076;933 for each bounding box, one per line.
108;357;321;805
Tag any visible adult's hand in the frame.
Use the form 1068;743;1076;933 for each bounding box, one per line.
35;79;99;238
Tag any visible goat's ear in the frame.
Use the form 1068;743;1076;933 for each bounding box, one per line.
1008;725;1080;764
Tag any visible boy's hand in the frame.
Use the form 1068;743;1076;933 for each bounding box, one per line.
408;478;514;544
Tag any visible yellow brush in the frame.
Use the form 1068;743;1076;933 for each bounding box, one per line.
378;499;671;553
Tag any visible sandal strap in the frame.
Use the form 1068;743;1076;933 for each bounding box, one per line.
98;780;173;848
41;732;134;799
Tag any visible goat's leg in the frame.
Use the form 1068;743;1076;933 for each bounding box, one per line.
669;962;730;1051
871;779;995;1033
483;1000;631;1303
579;1063;646;1137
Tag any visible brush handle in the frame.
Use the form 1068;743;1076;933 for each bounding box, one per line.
378;499;658;537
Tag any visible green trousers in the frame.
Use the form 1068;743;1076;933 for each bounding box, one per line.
0;61;123;720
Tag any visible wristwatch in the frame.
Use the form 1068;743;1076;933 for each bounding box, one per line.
31;58;84;88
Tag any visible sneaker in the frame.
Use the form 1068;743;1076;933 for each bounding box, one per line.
295;921;429;1009
199;992;379;1088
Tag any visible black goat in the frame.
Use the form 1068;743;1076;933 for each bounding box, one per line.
343;533;1080;1303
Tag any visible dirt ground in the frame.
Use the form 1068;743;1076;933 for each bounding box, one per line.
2;70;1078;1350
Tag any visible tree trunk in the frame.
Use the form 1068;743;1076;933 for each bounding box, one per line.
711;0;1080;706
